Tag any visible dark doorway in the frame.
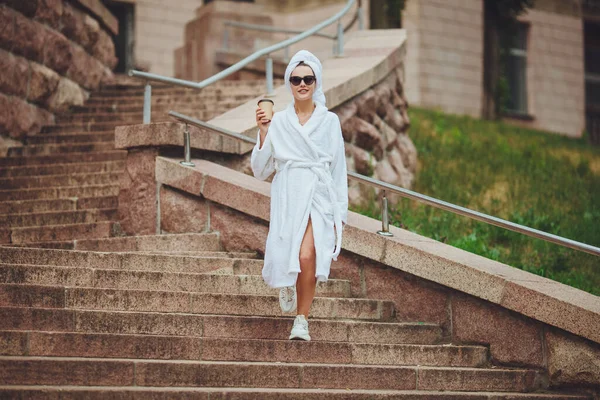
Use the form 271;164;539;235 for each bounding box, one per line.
104;1;135;73
370;0;403;29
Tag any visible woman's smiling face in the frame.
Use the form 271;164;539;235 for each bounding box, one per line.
290;64;316;103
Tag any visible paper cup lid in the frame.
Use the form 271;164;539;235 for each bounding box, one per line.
258;99;274;105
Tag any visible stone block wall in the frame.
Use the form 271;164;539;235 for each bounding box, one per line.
332;66;416;206
0;0;117;144
513;8;585;138
403;0;484;118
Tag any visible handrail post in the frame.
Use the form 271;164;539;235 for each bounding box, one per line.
283;46;290;63
377;190;394;237
143;82;152;124
180;124;195;167
222;27;229;50
358;3;365;30
266;56;274;96
336;19;344;57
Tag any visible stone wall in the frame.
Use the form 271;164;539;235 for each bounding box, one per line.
333;67;415;206
0;0;117;145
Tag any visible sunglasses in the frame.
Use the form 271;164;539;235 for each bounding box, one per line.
289;75;316;86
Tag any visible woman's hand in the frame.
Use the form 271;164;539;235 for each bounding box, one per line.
256;107;271;136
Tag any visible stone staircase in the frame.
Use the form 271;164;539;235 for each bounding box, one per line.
0;79;272;249
0;233;589;399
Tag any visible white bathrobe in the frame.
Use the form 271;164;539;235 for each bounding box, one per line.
251;102;348;288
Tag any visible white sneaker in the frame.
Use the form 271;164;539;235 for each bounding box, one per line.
279;286;297;313
289;315;311;341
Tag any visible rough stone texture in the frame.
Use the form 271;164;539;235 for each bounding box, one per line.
332;66;415;205
546;328;600;388
0;49;29;98
42;27;73;76
0;135;22;157
0;93;55;139
35;0;64;29
351;144;374;176
28;62;61;104
46;77;87;111
363;260;450;328
118;149;159;236
452;294;545;368
160;186;209;234
209;202;269;254
0;0;116;141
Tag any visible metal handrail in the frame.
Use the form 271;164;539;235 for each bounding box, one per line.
223;20;337;39
168;110;600;257
129;0;360;123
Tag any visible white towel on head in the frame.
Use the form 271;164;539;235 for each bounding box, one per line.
284;50;327;106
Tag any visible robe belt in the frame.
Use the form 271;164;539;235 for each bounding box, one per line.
276;160;343;260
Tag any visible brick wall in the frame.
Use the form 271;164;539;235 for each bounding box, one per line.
404;0;484;118
514;8;585;138
0;0;117;143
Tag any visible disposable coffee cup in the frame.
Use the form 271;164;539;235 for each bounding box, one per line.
258;98;274;122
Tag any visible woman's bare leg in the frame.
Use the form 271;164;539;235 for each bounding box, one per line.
296;218;317;317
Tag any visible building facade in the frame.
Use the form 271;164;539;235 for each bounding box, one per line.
403;0;596;140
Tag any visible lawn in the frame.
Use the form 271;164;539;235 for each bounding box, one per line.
353;107;600;296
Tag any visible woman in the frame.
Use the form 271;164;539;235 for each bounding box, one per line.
251;50;348;341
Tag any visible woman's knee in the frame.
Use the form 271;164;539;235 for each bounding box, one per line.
299;246;316;267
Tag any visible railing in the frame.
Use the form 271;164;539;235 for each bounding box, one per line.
222;1;364;62
128;0;361;124
168;110;600;257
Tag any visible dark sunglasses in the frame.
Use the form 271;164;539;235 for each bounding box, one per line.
289;75;316;86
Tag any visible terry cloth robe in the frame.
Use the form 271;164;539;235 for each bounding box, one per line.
251;102;348;288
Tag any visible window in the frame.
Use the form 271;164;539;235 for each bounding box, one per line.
505;23;529;115
585;20;600;144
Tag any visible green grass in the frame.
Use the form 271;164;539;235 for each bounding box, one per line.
352;107;600;296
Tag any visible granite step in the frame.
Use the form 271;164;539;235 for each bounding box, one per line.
1;222;116;245
0;331;488;367
0;247;263;275
7;241;78;250
0;209;117;228
0;264;351;298
0;357;541;392
0;196;117;215
0;172;121;190
8;142;116;156
0;161;124;178
0;151;126;167
0;307;443;344
0;184;119;201
0;387;588;400
0;284;395;320
26;132;115;144
72;232;222;253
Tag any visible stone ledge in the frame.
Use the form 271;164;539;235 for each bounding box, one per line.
155;155;600;345
115;30;407;154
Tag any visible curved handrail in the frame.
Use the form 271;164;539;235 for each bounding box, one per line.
223;20;337;39
168;110;600;258
129;0;356;89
